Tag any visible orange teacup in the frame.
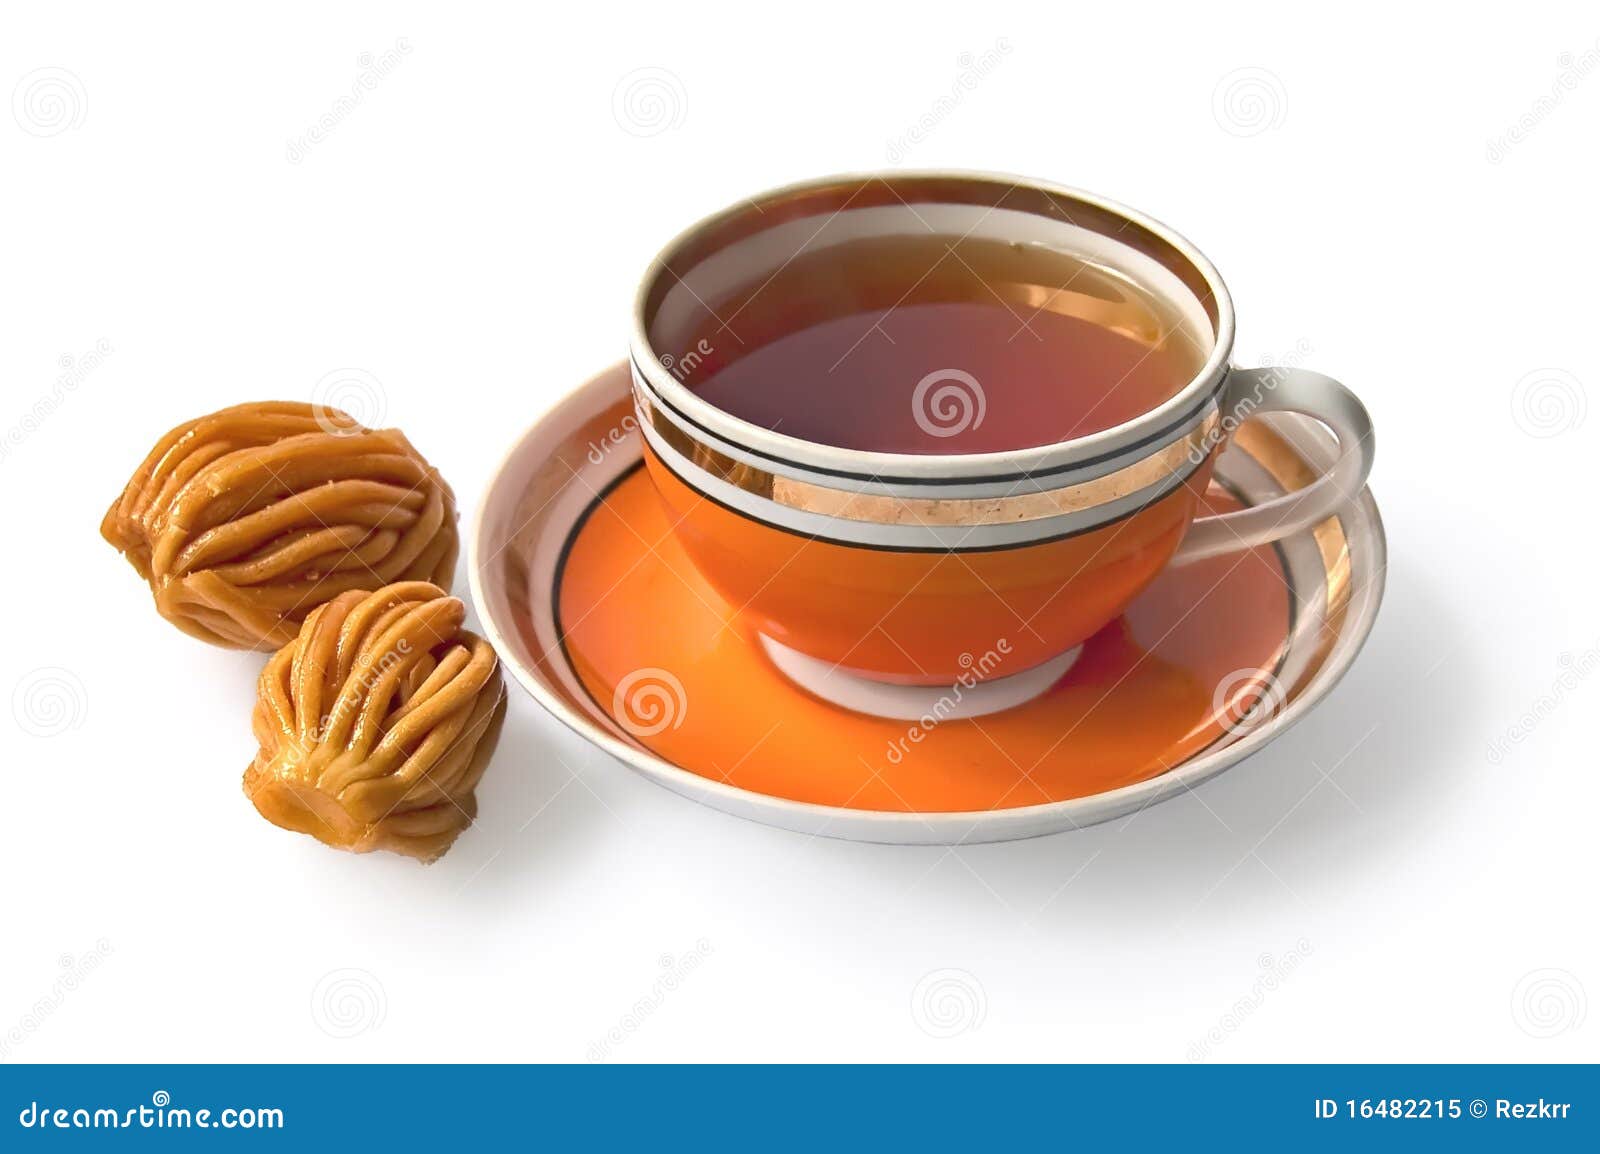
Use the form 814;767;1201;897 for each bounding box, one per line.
629;172;1373;715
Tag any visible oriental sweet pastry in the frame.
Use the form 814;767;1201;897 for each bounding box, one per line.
102;402;458;650
244;582;505;862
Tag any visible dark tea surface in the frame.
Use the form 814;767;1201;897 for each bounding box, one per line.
675;232;1208;455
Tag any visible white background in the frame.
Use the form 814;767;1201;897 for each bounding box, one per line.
2;1;1596;1063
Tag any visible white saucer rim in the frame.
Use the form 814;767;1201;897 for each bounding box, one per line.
468;364;1387;844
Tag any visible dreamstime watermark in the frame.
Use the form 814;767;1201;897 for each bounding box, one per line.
586;414;639;464
280;639;414;760
886;40;1012;163
1186;339;1313;468
612;667;688;738
912;368;987;439
1509;367;1587;439
1212;667;1288;739
310;968;387;1039
16;1091;282;1131
884;640;1012;765
1212;67;1287;138
910;968;987;1039
1487;41;1600;163
587;939;713;1061
1;339;113;465
1186;938;1314;1061
0;940;114;1061
612;67;687;137
1511;969;1587;1039
1485;641;1599;764
311;367;387;434
286;40;412;163
11;667;88;738
588;342;713;463
12;67;86;137
658;338;714;384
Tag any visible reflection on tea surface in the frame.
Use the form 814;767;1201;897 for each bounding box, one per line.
679;229;1209;454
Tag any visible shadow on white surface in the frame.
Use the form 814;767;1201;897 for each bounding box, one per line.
857;555;1485;933
436;554;1484;944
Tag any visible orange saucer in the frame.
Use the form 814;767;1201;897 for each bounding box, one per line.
470;363;1385;842
557;463;1291;812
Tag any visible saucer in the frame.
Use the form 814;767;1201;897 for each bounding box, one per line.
469;364;1385;844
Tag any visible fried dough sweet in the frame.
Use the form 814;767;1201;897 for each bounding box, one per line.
244;582;505;862
102;402;458;650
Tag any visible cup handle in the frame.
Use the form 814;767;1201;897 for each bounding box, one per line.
1172;366;1375;565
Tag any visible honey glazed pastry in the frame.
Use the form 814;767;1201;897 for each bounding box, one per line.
244;582;505;862
102;401;458;650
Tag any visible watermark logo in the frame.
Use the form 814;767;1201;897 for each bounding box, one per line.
659;338;714;383
911;968;987;1038
1486;643;1599;764
1212;667;1287;738
1511;968;1586;1039
612;67;687;137
12;667;88;738
1212;67;1287;138
278;640;415;760
16;1089;281;1130
612;668;688;738
0;940;113;1060
12;67;87;137
1187;939;1314;1061
1510;367;1586;439
286;40;412;163
311;367;387;435
1487;41;1600;163
885;641;1011;765
1185;340;1313;468
886;40;1012;163
587;939;713;1061
912;369;986;439
586;415;640;465
2;338;113;465
589;341;714;463
310;968;387;1039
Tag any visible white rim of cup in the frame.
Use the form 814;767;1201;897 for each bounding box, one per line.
629;169;1237;482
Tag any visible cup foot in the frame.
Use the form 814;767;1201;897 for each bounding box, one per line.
757;636;1082;721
